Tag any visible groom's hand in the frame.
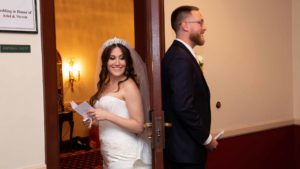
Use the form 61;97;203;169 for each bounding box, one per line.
205;139;218;151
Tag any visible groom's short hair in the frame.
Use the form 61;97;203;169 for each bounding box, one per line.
171;5;199;32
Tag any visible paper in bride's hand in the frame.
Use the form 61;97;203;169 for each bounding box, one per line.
70;101;94;128
70;101;94;120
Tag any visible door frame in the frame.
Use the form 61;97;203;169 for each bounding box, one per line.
134;1;166;169
134;0;165;168
40;0;165;168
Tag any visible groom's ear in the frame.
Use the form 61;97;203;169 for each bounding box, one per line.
181;21;190;32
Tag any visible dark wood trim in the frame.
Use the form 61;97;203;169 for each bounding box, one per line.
295;125;298;167
135;0;165;168
149;1;165;168
134;0;147;61
144;0;165;168
40;0;59;168
207;126;296;169
158;0;166;58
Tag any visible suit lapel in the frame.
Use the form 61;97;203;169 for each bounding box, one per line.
173;41;204;77
173;41;199;68
172;40;210;97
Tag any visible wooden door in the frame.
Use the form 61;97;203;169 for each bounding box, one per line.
40;1;59;168
134;0;166;168
40;0;166;168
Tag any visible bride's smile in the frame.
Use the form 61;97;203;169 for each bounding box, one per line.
108;47;126;77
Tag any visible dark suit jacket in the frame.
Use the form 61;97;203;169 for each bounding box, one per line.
162;40;211;164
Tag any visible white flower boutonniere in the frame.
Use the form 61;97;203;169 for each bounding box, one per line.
195;54;204;68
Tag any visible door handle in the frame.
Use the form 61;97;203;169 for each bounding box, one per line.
143;112;173;149
144;122;172;128
143;122;172;141
144;122;152;128
164;122;172;128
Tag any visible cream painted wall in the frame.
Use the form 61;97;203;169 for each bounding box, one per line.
0;0;45;168
0;1;297;168
165;0;294;136
293;0;300;123
55;0;135;139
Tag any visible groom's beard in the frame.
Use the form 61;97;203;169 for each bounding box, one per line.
190;32;205;46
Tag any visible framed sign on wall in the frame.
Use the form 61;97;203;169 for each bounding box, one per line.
0;0;38;33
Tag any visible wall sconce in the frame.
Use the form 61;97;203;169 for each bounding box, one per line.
67;58;80;92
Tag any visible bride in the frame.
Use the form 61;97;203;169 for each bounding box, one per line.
88;38;152;169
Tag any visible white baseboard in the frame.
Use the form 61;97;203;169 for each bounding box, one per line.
212;119;295;139
17;164;46;169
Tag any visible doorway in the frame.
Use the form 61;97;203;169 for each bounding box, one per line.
55;0;136;155
40;0;165;168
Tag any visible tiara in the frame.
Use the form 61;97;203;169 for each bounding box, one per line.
102;37;129;48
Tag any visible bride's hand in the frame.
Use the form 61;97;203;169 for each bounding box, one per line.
88;108;108;121
82;118;95;128
82;118;91;126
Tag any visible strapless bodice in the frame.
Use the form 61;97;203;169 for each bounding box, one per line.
94;95;151;169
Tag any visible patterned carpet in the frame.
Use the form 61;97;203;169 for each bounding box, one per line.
60;148;102;169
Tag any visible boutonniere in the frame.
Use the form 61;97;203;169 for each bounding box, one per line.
195;54;204;68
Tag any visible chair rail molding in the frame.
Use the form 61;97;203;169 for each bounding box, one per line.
211;118;295;139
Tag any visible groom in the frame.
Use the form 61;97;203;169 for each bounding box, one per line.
162;5;218;169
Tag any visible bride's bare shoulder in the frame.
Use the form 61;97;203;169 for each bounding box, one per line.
122;78;139;90
119;78;139;97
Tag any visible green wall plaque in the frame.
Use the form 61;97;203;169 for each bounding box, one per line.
0;44;31;53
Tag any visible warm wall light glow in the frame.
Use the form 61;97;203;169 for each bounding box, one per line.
63;58;81;92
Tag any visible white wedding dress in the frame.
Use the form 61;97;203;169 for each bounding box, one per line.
94;95;152;169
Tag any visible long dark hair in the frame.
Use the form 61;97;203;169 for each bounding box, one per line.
90;43;138;106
